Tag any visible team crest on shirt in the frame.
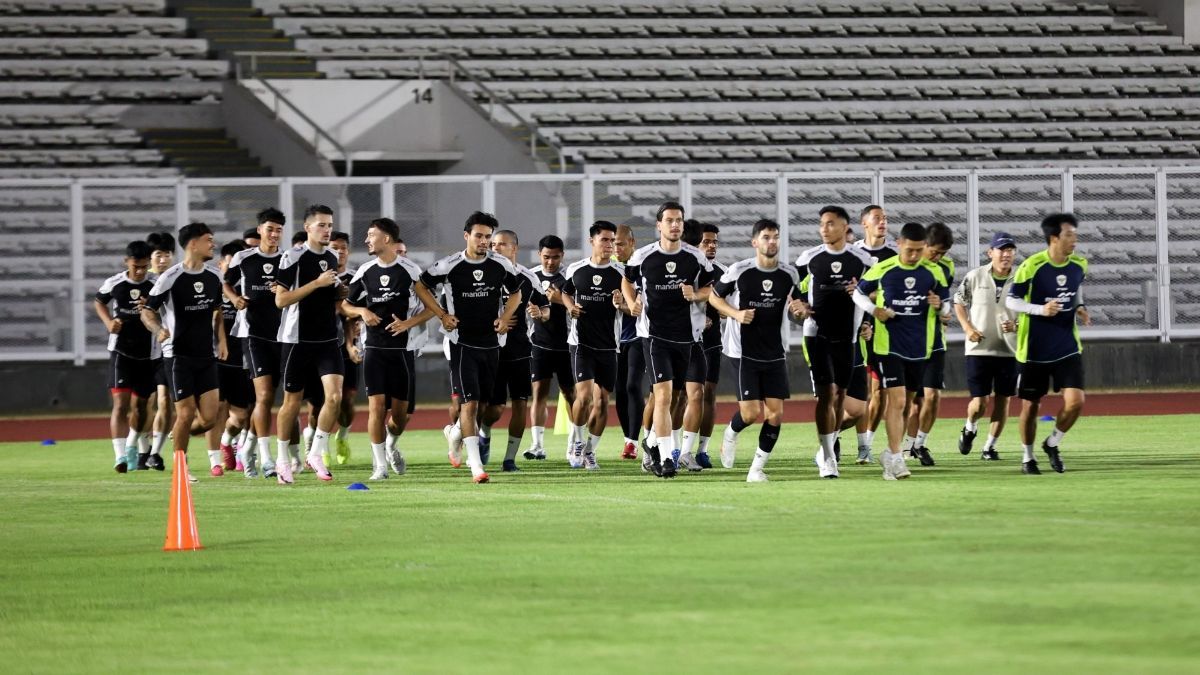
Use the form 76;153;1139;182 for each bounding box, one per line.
592;274;602;286
380;275;390;286
193;281;204;293
762;279;774;292
319;260;328;272
904;277;915;290
665;261;676;274
831;261;842;274
474;270;484;282
263;263;273;274
540;279;551;291
870;256;879;265
1056;274;1067;287
129;289;140;300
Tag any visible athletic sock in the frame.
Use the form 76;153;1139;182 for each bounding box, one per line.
385;429;398;453
902;434;915;451
915;431;929;448
1022;444;1035;462
531;426;545;450
644;429;658;447
464;435;483;473
220;430;234;447
672;427;682;448
857;431;871;449
758;423;780;454
112;438;126;462
750;448;770;471
138;433;150;455
698;436;711;456
336;425;349;442
288;443;300;462
984;435;998;451
150;431;165;456
256;437;271;467
587;433;601;455
568;422;583;449
818;432;837;463
680;431;697;456
964;419;978;433
505;434;523;462
480;424;491;439
624;436;635;448
207;449;221;468
276;438;290;465
312;430;330;459
370;442;387;470
1046;427;1066;448
237;428;250;450
658;435;676;460
124;429;138;450
729;411;749;434
302;425;315;452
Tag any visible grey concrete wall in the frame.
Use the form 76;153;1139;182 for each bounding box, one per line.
1131;0;1200;43
220;81;335;179
4;341;1196;415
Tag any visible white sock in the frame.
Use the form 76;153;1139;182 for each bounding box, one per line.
1046;427;1066;448
207;449;221;468
112;438;126;462
902;434;915;451
680;431;697;456
964;419;978;433
150;431;165;456
370;442;387;470
480;424;491;439
658;435;676;459
138;433;150;454
385;429;398;453
672;427;682;448
724;423;739;441
288;443;300;462
276;438;290;465
818;432;837;463
587;433;601;455
464;435;483;473
124;429;138;451
624;436;635;448
1022;443;1035;462
220;430;234;447
336;425;349;441
568;422;583;448
645;430;658;447
751;448;770;471
505;434;523;462
698;436;711;456
238;428;251;450
915;431;928;448
312;429;330;458
302;425;315;450
257;437;272;467
984;435;998;451
857;431;871;449
532;426;545;449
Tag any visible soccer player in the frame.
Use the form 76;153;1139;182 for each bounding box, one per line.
94;240;156;472
1006;214;1090;475
140;223;227;481
291;230;307;248
794;206;874;478
243;228;260;248
613;224;642;460
904;222;956;466
481;229;546;472
710;219;801;482
622;201;713;479
414;211;523;484
852;222;951;480
328;230;358;465
955;232;1020;461
387;237;434;473
851;205;898;463
207;240;253;476
224;208;286;478
343;218;425;480
683;222;724;470
144;231;176;469
561;220;628;470
525;235;574;462
273;204;345;484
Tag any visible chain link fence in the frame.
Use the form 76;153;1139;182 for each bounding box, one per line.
1166;171;1200;331
392;178;482;269
494;177;583;267
786;173;875;259
592;177;680;252
0;182;73;357
689;176;777;266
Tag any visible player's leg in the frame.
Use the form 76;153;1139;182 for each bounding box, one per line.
1041;357;1085;473
874;356;912;479
204;399;230;476
501;356;531;470
366;393;389;479
582;348;617;470
109;387;132;472
307;345;345;480
722;358;759;469
568;346;593;467
981;395;1009;460
615;341;633;457
746;396;783;482
1016;360;1051;474
457;347;495;483
695;347;720;468
676;343;706;470
334;358;357;465
526;345;553;458
981;357;1018;460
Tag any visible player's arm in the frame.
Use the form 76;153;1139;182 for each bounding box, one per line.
387;305;437;336
140;305;165;340
707;292;751;324
212;308;228;361
495;286;523;334
275;268;336;308
222;264;246;310
853;277;892;321
93;298;121;334
413;280;457;331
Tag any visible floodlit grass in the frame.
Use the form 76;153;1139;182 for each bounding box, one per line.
1;416;1198;674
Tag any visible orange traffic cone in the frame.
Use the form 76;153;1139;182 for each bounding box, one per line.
164;450;203;551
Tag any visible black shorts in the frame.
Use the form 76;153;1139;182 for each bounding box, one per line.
872;354;926;394
280;341;345;393
405;350;417;414
363;348;411;400
702;346;721;385
847;364;869;401
108;352;156;399
165;355;219;402
966;355;1018;398
922;350;947;391
644;337;703;388
153;357;168;388
217;363;253;408
805;336;855;390
488;356;531;406
734;358;790;401
531;345;573;388
342;353;359;392
244;336;281;381
450;342;499;403
570;345;618;392
1017;354;1085;402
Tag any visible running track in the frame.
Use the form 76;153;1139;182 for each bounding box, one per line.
2;392;1196;443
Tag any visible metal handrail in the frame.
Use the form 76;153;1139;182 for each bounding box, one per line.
230;50;567;173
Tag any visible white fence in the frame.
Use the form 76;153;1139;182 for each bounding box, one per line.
1;167;1197;364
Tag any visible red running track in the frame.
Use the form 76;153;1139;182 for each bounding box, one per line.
1;392;1196;444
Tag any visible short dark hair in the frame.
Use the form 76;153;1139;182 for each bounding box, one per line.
257;207;285;227
330;230;350;244
1041;213;1078;244
369;217;401;242
303;204;334;222
494;229;518;245
221;240;247;258
682;218;703;246
656;201;685;222
898;222;926;242
177;222;212;249
146;231;175;253
242;227;261;241
464;211;499;232
820;205;850;223
589;220;617;238
291;230;307;246
702;223;720;235
125;240;152;260
538;234;564;251
752;219;780;237
926;222;954;250
860;204;883;220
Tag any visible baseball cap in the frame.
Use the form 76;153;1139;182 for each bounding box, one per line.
989;232;1016;249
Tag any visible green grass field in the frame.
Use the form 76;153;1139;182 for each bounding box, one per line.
2;415;1198;674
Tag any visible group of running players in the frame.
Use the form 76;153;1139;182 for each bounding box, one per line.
94;200;1090;484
